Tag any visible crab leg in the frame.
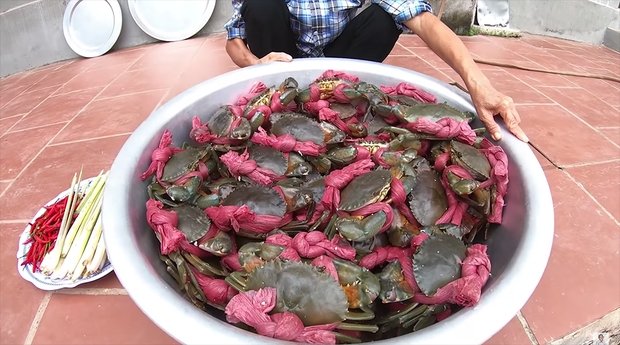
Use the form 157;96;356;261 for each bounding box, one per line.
337;322;379;333
182;252;227;277
333;332;362;344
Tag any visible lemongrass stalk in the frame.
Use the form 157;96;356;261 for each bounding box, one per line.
86;233;107;277
72;215;102;279
61;172;107;257
75;170;104;214
53;194;104;280
40;172;80;275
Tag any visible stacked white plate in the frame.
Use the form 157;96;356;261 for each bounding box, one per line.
63;0;123;58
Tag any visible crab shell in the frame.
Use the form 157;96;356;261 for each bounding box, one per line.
174;204;211;242
409;158;448;227
413;232;466;296
450;140;491;181
161;146;210;183
338;169;392;212
270;112;345;145
245;260;348;325
222;185;287;217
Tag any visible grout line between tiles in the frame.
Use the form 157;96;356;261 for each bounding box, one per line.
532;87;620;150
48;132;132;147
596;126;620;130
56;288;128;295
562;169;620;227
0;179;14;183
5;120;69;135
0;57;134;200
94;88;169;101
517;311;540;345
559;158;620;169
23;292;52;345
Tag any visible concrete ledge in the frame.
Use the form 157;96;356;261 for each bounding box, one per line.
509;0;619;45
603;26;620;51
0;0;231;77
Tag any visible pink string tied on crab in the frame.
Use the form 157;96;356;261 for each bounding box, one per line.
348;202;394;235
318;107;350;134
225;288;338;344
305;99;331;115
414;244;491;307
380;82;437;103
205;204;293;234
264;233;302;262
435;165;473;226
140;130;182;181
251;127;326;156
332;83;358;103
145;200;210;257
219;150;280;185
480;138;509;223
405;118;477;145
321;159;375;211
359;245;419;294
320;70;360;83
434;151;451;172
389;177;419;227
190;266;238;306
234;81;268;107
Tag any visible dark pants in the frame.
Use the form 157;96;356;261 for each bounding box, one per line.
240;0;402;62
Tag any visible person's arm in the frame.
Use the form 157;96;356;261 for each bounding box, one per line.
404;12;528;142
225;39;293;68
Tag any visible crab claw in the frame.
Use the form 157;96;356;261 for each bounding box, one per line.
335;212;387;242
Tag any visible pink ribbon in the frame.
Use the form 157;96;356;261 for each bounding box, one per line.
380;82;437;103
145;199;210;257
265;231;356;261
413;244;491;307
405;118;477;145
321;159;375;211
480;139;509;223
140;130;182;181
219;150;280;185
190;267;237;306
225;288;337;344
251;127;325;156
205;204;293;234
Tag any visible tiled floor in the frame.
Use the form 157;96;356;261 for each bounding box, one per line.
1;32;619;345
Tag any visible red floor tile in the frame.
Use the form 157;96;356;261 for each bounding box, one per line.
383;56;450;83
505;69;577;88
565;161;620;221
31;294;178;345
485;316;531;345
0;123;65;180
522;36;566;50
397;33;428;47
408;47;452;69
128;40;202;71
562;77;620;108
53;90;165;144
389;42;412;55
599;127;620;147
11;87;102;131
0;135;129;220
25;64;87;93
0;114;25;136
0;86;57;119
55;63;130;95
521;169;620;343
0;222;47;345
482;70;552;104
536;87;619;128
0;85;28;109
4;69;50;92
531;146;556;170
516;105;619;167
0;181;11;195
79;271;124;289
99;67;179;99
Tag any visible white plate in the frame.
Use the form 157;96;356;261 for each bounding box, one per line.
63;0;123;58
128;0;216;42
16;177;113;291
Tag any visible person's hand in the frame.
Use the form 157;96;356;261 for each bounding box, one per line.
469;84;529;142
256;52;293;65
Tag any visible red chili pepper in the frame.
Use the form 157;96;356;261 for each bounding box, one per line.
21;196;71;273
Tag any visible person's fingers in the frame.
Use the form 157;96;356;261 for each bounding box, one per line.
260;52;293;64
509;124;529;142
499;99;529;142
478;110;502;141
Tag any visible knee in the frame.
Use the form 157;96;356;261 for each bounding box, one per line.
242;0;286;18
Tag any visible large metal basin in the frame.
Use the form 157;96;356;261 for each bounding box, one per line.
103;58;554;345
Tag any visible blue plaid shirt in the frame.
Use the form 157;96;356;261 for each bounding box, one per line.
225;0;433;57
